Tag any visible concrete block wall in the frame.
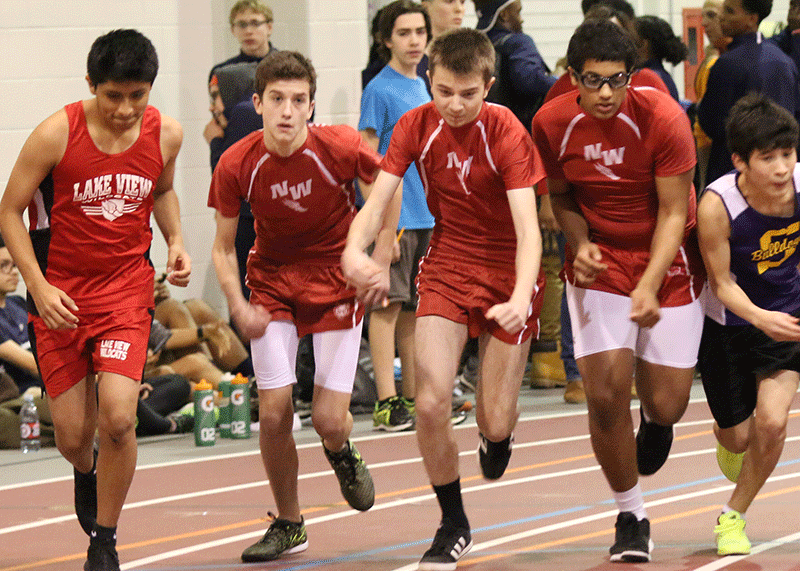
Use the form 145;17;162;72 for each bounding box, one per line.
0;0;791;308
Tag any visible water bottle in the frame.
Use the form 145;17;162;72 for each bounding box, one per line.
193;379;216;447
217;373;233;438
230;373;251;439
20;394;40;453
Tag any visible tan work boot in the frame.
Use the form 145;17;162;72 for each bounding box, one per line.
563;379;586;404
529;351;567;388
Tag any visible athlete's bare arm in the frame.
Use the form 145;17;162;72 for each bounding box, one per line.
485;186;541;334
698;190;800;342
548;177;607;285
342;170;403;306
152;114;191;287
0;110;80;330
211;212;271;340
359;129;380;153
0;340;40;378
630;169;693;328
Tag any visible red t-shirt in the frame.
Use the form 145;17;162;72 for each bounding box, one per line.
208;124;381;266
533;86;701;301
382;101;545;268
29;101;163;312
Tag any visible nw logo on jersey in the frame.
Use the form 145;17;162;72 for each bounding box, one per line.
73;173;153;220
446;152;474;195
271;179;312;213
584;144;624;181
751;222;800;274
100;339;130;361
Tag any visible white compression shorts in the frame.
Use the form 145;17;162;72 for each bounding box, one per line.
251;319;363;393
565;282;703;368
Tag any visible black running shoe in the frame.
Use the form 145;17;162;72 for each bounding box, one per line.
323;440;375;511
241;515;308;562
609;512;653;563
636;407;674;476
75;448;98;536
84;540;119;571
477;433;513;480
419;519;473;571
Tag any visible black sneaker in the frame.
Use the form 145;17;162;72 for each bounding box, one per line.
419;519;473;571
323;440;375;511
477;433;513;480
636;407;674;476
75;448;98;536
241;515;308;562
373;396;414;432
609;512;654;563
84;540;119;571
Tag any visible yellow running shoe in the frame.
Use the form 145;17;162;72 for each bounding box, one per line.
717;443;745;483
714;511;751;555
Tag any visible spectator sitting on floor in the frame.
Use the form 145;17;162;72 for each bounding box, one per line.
153;276;254;378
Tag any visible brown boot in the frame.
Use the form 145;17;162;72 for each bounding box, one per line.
529;351;567;388
563;379;586;404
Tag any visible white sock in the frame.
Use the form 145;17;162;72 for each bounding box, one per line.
614;483;647;520
721;504;743;517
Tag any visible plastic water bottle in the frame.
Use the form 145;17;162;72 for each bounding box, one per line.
20;394;40;453
193;379;216;447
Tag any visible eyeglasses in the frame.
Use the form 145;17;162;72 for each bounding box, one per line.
574;71;631;90
0;260;16;274
233;19;268;30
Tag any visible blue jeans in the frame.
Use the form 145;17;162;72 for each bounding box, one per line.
558;234;580;380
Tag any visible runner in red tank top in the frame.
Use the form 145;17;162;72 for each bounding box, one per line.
0;30;190;571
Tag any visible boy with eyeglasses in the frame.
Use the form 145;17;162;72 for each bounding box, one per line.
532;18;703;562
205;1;278;152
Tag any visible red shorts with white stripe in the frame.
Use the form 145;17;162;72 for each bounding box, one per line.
562;238;705;307
246;259;364;337
416;257;546;344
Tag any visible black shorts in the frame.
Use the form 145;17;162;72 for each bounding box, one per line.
699;316;800;428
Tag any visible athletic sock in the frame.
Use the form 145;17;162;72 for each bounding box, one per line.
90;523;117;545
613;483;647;520
721;504;743;516
433;478;469;529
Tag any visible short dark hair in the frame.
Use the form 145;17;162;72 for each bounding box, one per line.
429;28;494;84
567;18;638;74
581;0;635;19
254;51;317;100
87;29;158;86
635;15;688;65
726;93;798;161
378;0;431;63
741;0;772;22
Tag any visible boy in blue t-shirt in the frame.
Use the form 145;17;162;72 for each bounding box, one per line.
358;0;434;431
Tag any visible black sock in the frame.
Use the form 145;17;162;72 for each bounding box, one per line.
90;523;117;544
433;478;469;529
486;435;512;452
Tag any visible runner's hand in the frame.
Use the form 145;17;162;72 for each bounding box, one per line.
572;242;607;285
342;247;389;307
629;286;661;328
230;302;272;341
486;299;528;335
29;281;79;329
754;310;800;342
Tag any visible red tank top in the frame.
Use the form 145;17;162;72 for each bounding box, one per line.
28;101;163;313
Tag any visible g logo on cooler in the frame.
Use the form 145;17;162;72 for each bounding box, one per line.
200;394;214;413
231;388;245;406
